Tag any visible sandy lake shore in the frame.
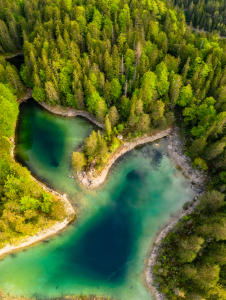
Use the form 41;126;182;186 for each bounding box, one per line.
0;137;76;259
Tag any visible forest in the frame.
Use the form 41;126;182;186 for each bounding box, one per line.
1;0;226;298
173;0;226;36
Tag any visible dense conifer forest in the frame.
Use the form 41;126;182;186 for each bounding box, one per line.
2;0;226;298
174;0;226;36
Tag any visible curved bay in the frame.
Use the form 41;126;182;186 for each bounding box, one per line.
0;99;194;300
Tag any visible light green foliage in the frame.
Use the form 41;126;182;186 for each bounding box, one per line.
45;81;60;104
151;100;165;120
0;81;65;246
84;131;98;157
177;235;204;263
0;82;17;103
177;84;193;106
105;114;112;136
97;131;108;157
118;4;130;32
0;86;18;137
110;137;120;152
110;79;122;103
40;193;52;213
59;67;72;95
169;74;182;107
108;106;120;126
119;96;130;118
86;91;107;119
33;87;46;102
192;157;208;170
20;196;40;211
136;114;151;132
155;62;170;96
135;99;144;115
140;71;157;109
71;151;86;172
124;49;135;71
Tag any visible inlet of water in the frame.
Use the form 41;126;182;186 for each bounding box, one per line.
5;54;24;71
0;99;194;300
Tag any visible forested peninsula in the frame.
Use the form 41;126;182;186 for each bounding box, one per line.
2;0;226;299
0;56;75;254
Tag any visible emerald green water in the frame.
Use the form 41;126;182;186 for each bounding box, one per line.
0;100;194;300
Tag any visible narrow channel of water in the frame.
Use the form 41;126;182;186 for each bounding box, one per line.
6;54;24;71
0;100;195;300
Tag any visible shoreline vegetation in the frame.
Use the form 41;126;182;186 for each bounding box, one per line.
77;127;173;189
35;100;171;190
38;100;104;129
34;100;174;190
145;127;205;300
17;88;32;104
0;59;76;266
0;135;76;260
28;99;206;300
2;0;226;297
145;194;201;300
25;99;206;300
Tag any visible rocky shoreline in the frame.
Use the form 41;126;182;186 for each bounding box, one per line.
11;97;205;300
0;137;76;259
145;127;205;300
78;127;173;189
145;198;201;300
17;88;32;104
38;101;104;129
3;51;23;59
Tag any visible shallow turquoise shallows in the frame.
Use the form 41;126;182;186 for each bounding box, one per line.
0;100;194;300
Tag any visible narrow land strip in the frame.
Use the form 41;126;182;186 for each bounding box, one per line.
78;127;174;189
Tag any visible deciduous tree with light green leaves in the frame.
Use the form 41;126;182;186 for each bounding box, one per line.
177;84;193;106
71;152;86;172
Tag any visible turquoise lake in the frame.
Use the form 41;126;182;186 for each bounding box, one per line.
0;100;194;300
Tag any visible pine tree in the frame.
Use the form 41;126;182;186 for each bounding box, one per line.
104;114;112;136
181;57;190;80
0;20;16;52
97;131;108;157
108;106;119;126
169;74;182;108
71;152;86;171
136;114;150;132
84;131;98;157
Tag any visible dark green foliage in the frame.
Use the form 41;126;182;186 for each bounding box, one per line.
155;191;226;299
174;0;226;36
